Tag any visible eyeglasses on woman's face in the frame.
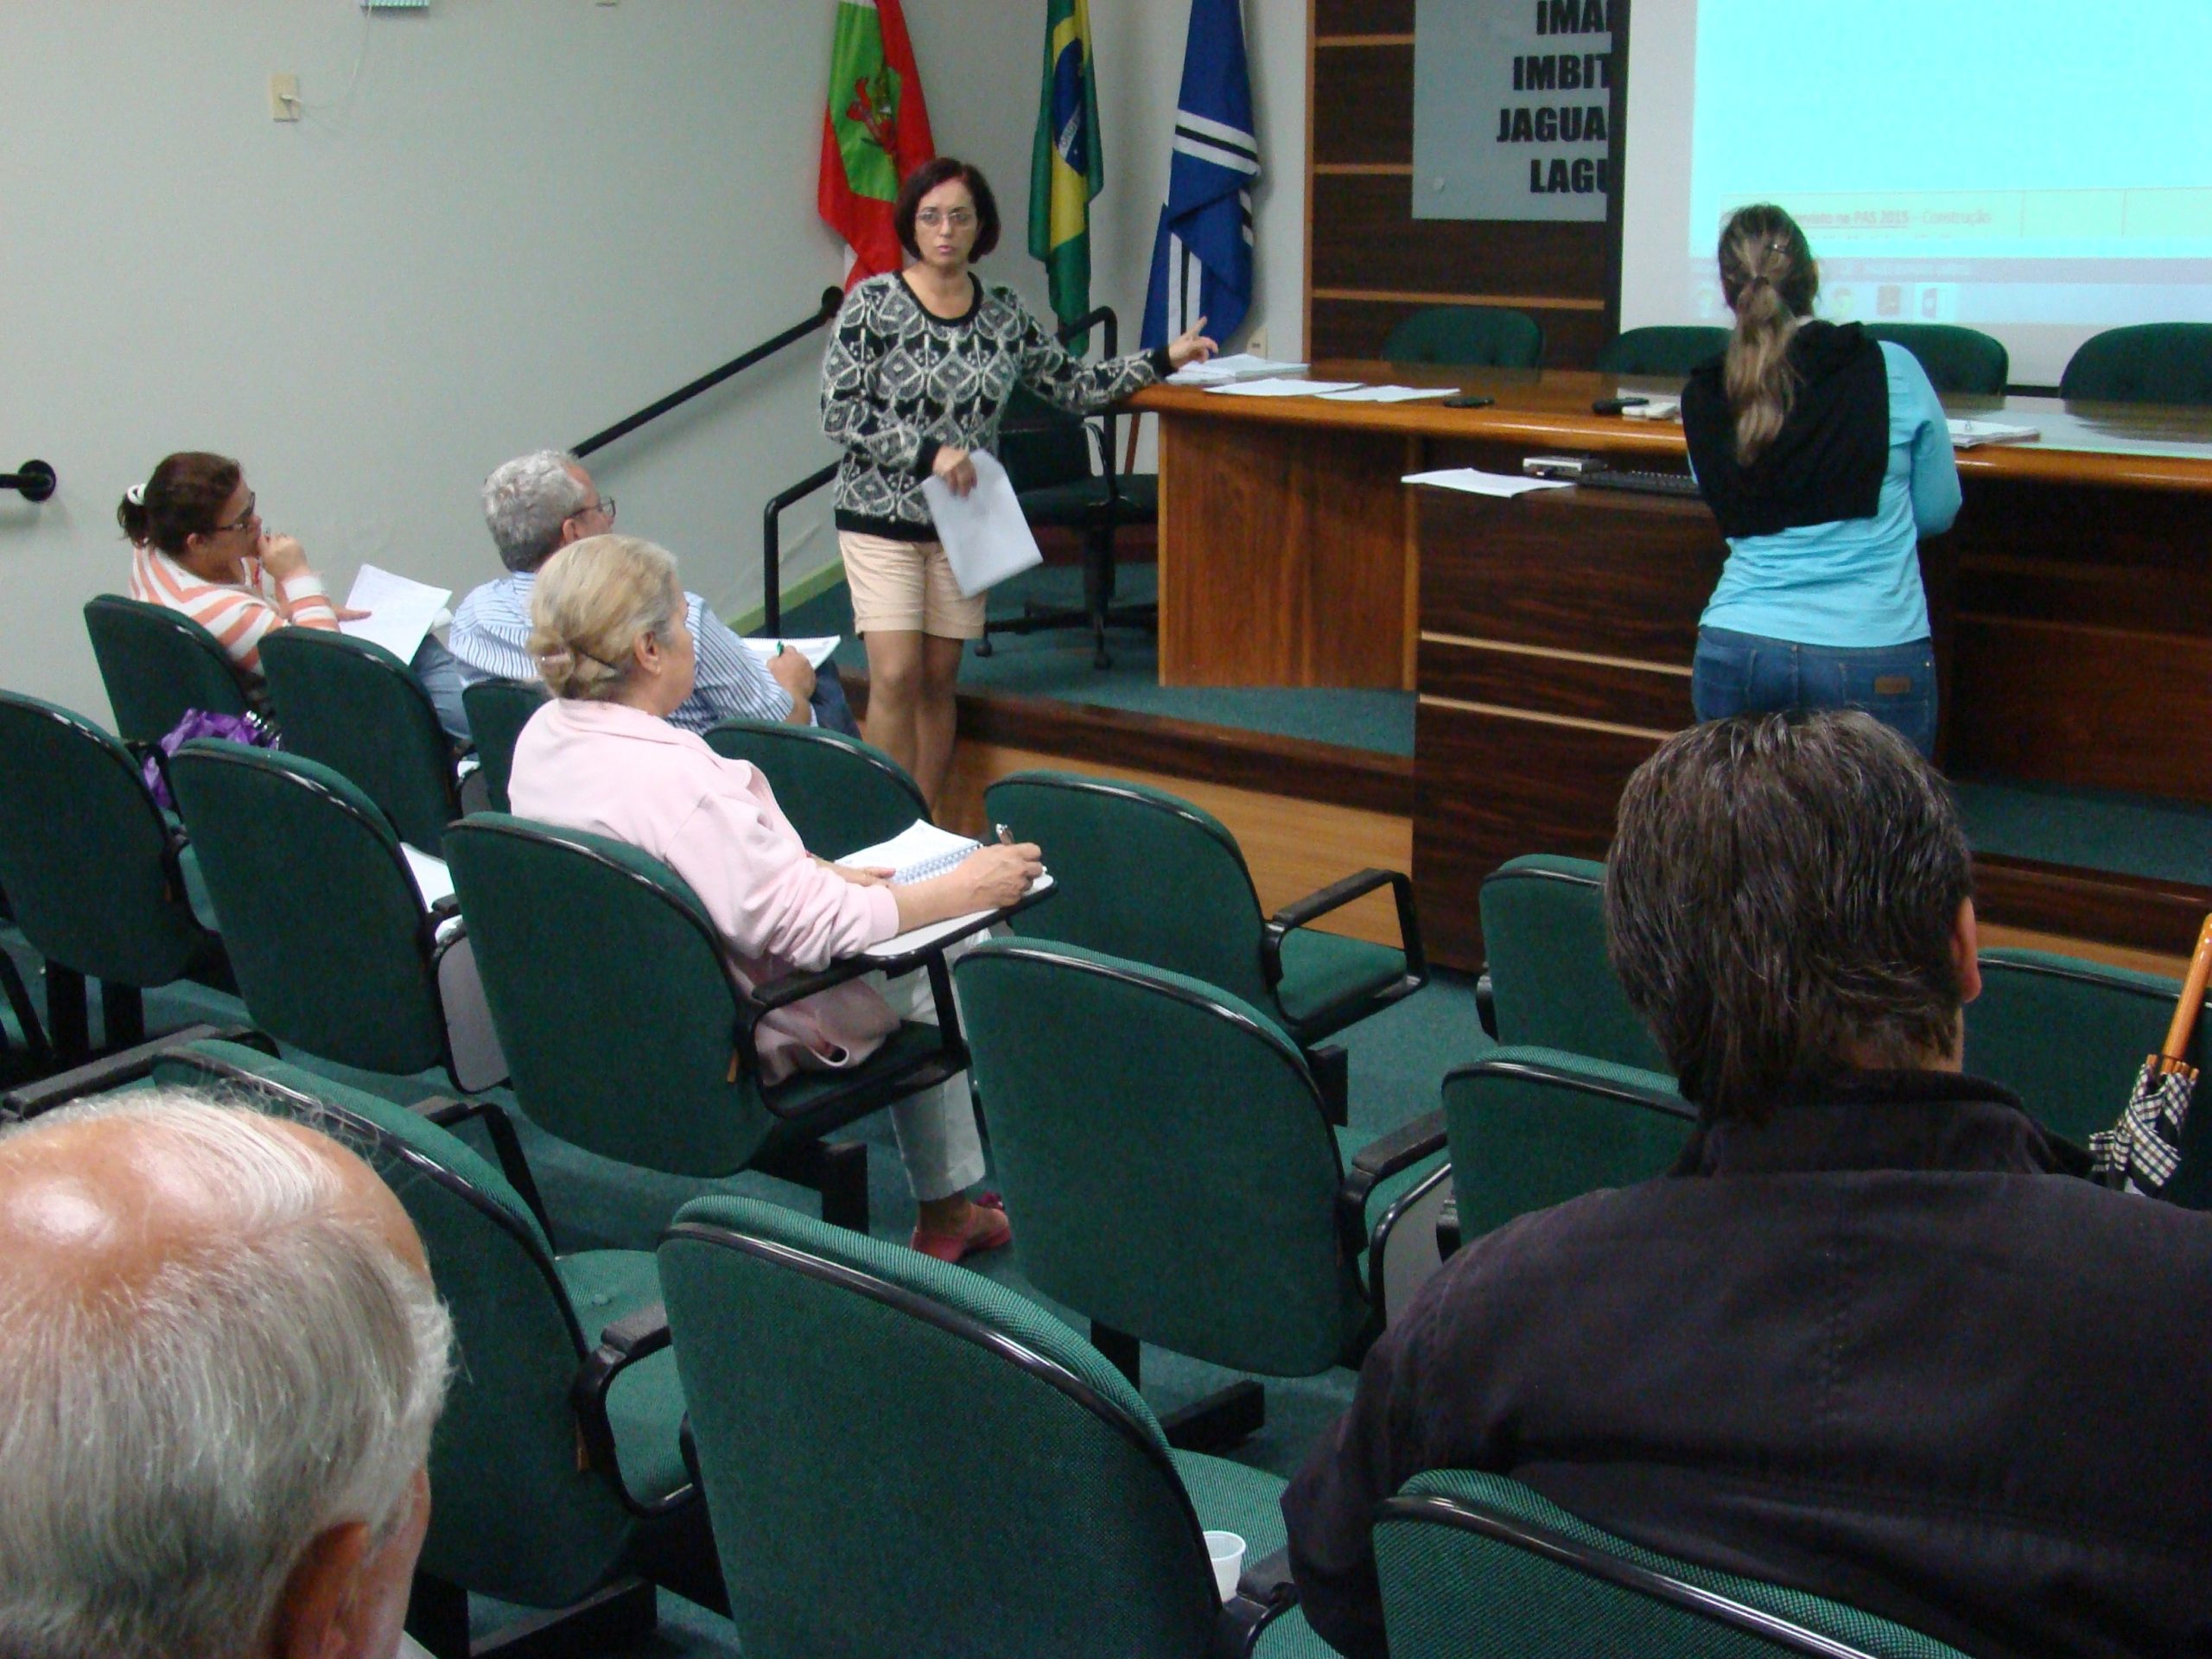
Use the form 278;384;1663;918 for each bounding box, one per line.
210;491;258;536
915;208;976;230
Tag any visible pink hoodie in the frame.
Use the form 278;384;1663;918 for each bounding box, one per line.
509;699;901;1084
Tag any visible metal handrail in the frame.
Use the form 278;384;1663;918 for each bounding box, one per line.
572;286;843;460
758;305;1127;633
2;461;56;502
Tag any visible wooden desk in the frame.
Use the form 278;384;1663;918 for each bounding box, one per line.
1131;365;2212;965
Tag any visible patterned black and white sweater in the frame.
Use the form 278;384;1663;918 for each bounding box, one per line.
821;271;1173;542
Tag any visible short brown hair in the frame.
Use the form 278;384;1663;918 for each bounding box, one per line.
1604;711;1973;1121
117;452;242;556
893;157;1001;261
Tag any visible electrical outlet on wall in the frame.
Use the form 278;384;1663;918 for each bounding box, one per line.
268;73;301;121
1247;327;1267;356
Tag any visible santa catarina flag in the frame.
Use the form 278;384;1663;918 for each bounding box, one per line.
819;0;937;286
1027;0;1105;341
1141;0;1259;350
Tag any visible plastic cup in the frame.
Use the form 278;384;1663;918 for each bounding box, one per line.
1204;1529;1247;1603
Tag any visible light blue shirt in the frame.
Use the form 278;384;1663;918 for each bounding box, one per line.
448;569;803;734
1699;341;1961;648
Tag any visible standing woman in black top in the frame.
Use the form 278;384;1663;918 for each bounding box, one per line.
821;156;1216;808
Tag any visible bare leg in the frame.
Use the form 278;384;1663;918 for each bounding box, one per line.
912;633;967;810
862;628;925;783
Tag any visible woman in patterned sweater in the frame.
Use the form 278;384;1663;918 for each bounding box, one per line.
821;157;1216;806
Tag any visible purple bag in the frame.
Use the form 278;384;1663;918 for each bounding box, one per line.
143;709;280;810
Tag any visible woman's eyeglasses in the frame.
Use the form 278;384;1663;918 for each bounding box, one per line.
211;493;258;535
915;208;976;229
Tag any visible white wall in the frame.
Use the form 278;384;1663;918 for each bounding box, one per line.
0;0;1306;724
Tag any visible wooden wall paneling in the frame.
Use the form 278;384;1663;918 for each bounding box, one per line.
1311;43;1412;166
1949;616;2212;805
1417;488;1720;660
1310;175;1611;296
1315;0;1413;35
1311;296;1610;365
1973;856;2212;961
1418;636;1694;730
1414;702;1663;968
1159;413;1411;687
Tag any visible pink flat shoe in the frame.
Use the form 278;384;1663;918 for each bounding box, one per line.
910;1192;1013;1264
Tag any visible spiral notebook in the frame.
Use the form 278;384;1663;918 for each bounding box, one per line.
842;820;1053;957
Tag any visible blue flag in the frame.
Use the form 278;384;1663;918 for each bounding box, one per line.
1141;0;1259;351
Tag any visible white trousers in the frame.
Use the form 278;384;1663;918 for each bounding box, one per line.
870;938;984;1203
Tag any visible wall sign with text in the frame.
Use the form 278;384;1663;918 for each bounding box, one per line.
1413;0;1615;223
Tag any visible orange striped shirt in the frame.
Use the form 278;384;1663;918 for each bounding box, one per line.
128;543;340;674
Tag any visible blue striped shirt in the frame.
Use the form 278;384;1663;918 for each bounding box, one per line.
448;570;801;733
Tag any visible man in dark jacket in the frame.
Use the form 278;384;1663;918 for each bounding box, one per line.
1282;710;2212;1659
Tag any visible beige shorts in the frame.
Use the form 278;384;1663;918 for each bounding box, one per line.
840;531;987;640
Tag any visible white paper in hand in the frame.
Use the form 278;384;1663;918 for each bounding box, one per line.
920;450;1044;597
340;564;452;663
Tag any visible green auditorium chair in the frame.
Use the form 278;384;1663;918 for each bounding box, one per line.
1861;323;2010;395
443;813;969;1230
460;678;548;813
1478;855;1668;1072
1374;1470;1969;1658
0;691;226;1061
15;1033;722;1657
1595;326;1730;376
982;770;1426;1120
83;594;257;745
702;718;929;858
659;1192;1334;1657
1382;306;1545;368
982;384;1160;670
954;938;1447;1447
1441;1047;1695;1252
260;628;462;855
165;742;505;1091
0;886;51;1071
2060;322;2212;404
1969;947;2212;1200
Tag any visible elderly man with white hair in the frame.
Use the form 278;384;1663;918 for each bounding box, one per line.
451;449;859;737
0;1091;454;1659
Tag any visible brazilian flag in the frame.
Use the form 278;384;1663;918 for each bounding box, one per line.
1029;0;1104;345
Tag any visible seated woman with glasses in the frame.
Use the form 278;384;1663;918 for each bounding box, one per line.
119;451;350;675
508;532;1044;1262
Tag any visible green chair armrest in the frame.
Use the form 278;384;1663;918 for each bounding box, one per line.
1337;1109;1449;1262
569;1301;691;1520
409;1095;552;1242
1262;868;1427;992
1;1024;270;1121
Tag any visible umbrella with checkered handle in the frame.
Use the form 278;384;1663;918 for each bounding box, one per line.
2089;912;2212;1197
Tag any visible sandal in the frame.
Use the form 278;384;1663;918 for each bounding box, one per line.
910;1192;1013;1264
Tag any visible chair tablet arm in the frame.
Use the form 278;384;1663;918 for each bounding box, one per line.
1;1024;269;1122
1335;1109;1448;1261
747;951;886;1014
1475;970;1498;1040
1262;869;1427;990
570;1302;691;1518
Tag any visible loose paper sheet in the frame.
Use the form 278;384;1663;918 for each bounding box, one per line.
741;636;842;670
340;564;452;663
920;450;1045;597
1316;385;1457;404
1402;467;1575;499
1205;378;1364;397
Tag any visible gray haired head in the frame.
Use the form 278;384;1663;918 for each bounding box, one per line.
1604;710;1974;1122
482;449;589;573
0;1090;454;1659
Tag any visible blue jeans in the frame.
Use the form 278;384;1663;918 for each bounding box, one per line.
810;664;861;737
1690;626;1938;758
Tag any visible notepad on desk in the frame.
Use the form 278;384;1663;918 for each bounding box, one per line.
741;635;842;670
842;821;1053;958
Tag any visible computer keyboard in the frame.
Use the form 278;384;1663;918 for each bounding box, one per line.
1571;468;1705;499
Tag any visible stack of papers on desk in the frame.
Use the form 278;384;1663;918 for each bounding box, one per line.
1947;419;2040;448
842;821;1054;957
1402;467;1574;499
340;564;452;663
1205;378;1364;397
1622;397;1681;421
1317;385;1456;404
1167;353;1311;386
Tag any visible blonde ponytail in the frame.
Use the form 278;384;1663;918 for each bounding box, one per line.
528;534;684;701
1715;206;1818;467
